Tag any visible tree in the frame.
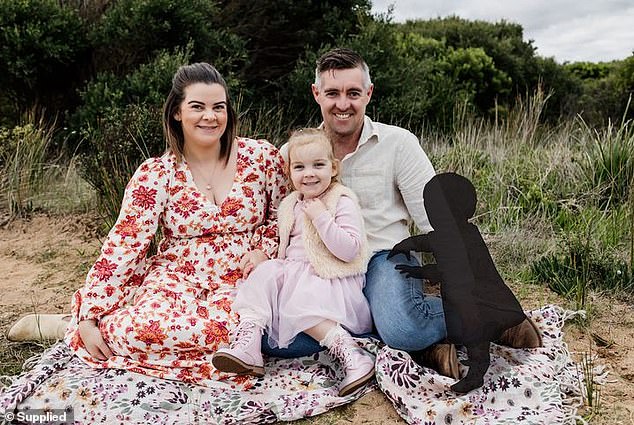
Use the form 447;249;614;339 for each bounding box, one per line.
0;0;88;123
214;0;371;89
401;17;538;105
90;0;247;77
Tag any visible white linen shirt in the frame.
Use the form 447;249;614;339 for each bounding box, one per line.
281;116;436;253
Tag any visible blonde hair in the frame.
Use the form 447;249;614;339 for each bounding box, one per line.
286;128;340;190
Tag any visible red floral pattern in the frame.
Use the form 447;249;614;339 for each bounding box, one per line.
65;138;288;387
131;185;158;209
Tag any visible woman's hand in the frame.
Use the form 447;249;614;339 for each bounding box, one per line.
78;319;113;361
240;249;268;278
301;198;327;221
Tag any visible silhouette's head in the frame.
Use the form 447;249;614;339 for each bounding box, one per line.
423;172;477;229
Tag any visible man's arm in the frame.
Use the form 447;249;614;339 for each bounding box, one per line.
394;133;436;233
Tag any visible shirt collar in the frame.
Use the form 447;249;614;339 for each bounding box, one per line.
358;115;379;147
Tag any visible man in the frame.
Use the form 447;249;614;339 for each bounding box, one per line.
270;47;457;376
268;48;541;379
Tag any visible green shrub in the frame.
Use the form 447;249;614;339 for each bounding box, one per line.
530;237;633;305
580;117;634;207
0;0;88;120
72;48;193;224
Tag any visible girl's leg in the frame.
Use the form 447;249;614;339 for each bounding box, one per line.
213;261;283;376
212;311;266;377
306;320;375;397
304;319;337;342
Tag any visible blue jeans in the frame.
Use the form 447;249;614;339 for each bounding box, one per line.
261;250;446;357
363;250;446;351
261;332;322;358
261;330;378;358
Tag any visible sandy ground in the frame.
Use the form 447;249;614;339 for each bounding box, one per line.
1;213;633;424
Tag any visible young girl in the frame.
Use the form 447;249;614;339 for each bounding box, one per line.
213;128;374;396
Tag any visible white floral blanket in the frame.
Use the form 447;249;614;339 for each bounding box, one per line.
0;305;581;424
376;305;583;424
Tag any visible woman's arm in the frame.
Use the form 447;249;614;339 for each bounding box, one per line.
247;141;289;260
77;157;170;322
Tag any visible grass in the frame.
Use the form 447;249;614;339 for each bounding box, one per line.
0;114;53;217
578;348;604;421
0;340;54;379
0;114;97;219
426;90;633;313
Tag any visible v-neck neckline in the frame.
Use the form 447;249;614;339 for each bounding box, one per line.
184;147;241;209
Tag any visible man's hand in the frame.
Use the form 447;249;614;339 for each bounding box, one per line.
78;319;113;361
240;249;268;278
301;198;328;221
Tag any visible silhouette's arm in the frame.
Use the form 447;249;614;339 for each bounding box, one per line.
420;264;443;283
387;234;431;260
395;264;425;279
395;263;443;282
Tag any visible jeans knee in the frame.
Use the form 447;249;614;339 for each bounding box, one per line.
372;306;447;351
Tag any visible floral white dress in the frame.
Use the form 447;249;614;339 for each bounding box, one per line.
65;138;287;387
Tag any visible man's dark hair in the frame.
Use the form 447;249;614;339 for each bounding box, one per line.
314;48;372;88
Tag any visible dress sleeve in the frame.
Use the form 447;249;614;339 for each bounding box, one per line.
311;196;363;262
77;157;170;321
249;142;289;258
395;133;436;233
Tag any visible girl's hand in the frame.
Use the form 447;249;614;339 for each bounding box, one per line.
78;319;113;361
301;198;327;221
240;249;268;278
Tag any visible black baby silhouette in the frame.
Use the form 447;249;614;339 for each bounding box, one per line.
388;172;535;394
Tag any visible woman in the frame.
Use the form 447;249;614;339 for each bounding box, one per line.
64;62;287;386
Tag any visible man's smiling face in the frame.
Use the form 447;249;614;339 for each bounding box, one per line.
312;67;373;141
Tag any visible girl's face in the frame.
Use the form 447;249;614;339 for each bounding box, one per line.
289;141;337;199
174;82;227;150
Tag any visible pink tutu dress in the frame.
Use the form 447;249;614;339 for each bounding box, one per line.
232;194;372;348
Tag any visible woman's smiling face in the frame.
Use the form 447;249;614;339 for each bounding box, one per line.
175;82;228;149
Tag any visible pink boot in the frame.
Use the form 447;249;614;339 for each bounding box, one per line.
212;321;264;377
325;326;375;397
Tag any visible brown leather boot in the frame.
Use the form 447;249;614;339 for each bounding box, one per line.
497;317;542;348
418;343;460;380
